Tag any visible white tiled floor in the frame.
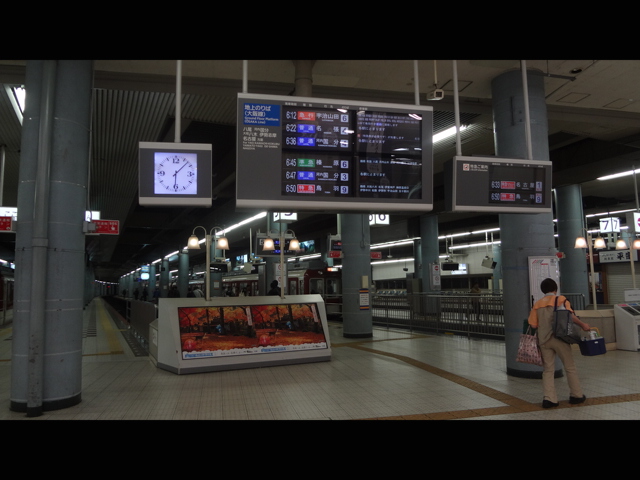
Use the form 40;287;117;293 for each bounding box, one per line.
1;297;639;420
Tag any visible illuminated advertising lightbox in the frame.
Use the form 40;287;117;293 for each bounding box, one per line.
236;93;433;213
138;141;212;207
178;302;328;360
444;156;552;213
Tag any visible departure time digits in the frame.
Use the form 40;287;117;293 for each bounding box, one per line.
488;165;544;205
281;106;353;197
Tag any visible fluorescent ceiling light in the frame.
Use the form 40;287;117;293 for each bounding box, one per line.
448;241;501;250
371;239;416;249
433;125;467;143
597;169;640;181
371;257;415;265
5;86;25;124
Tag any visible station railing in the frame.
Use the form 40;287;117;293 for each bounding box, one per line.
370;292;586;339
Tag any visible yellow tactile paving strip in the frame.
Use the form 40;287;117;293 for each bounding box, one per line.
94;299;125;355
337;339;640;420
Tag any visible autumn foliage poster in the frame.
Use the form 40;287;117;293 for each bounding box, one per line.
178;302;328;359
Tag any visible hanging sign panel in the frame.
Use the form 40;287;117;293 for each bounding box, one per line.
445;156;552;213
138;142;212;207
236;93;433;213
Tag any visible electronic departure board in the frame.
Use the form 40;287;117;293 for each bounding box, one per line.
236;93;433;212
444;156;552;213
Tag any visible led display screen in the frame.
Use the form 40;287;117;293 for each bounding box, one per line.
237;93;433;212
445;156;552;213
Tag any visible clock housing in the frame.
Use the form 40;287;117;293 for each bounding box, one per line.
139;142;212;207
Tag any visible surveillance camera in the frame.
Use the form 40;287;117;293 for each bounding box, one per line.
427;89;444;101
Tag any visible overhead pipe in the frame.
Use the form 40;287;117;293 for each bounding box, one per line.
175;60;182;143
413;60;420;106
27;60;56;417
0;145;5;205
243;60;248;93
520;60;533;160
452;60;462;156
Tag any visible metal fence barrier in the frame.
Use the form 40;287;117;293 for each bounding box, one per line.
371;292;586;339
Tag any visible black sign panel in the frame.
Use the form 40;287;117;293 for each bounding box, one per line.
237;93;433;213
445;156;552;213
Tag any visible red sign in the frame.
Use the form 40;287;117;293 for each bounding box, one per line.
0;216;13;231
328;250;342;258
94;219;119;235
370;251;382;259
297;184;315;194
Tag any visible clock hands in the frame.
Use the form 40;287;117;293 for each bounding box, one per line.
173;161;189;189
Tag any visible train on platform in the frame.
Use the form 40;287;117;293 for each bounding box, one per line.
186;264;343;319
186;262;496;324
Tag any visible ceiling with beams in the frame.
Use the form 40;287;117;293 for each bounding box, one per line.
1;59;640;282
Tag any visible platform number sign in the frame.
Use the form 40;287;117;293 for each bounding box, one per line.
599;217;620;233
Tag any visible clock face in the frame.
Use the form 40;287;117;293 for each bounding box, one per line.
154;152;198;195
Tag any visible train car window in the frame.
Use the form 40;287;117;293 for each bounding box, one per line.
326;279;340;295
289;279;297;295
310;278;324;295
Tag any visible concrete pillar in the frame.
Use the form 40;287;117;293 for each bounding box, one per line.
340;213;372;338
178;251;189;297
492;244;503;293
555;184;590;304
419;214;440;292
148;263;156;290
160;259;170;297
492;68;557;379
11;60;92;415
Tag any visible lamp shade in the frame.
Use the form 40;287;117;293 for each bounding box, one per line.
262;237;275;251
633;239;640;250
187;235;201;249
216;236;229;250
616;238;628;250
289;238;300;251
593;237;606;249
574;237;587;249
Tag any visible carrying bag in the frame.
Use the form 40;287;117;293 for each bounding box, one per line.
516;326;543;366
553;296;582;344
579;328;607;356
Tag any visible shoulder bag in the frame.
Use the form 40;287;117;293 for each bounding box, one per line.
553;296;582;344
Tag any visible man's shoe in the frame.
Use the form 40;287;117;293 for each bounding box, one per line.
569;395;586;404
542;400;559;408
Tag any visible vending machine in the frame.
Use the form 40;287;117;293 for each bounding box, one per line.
613;303;640;351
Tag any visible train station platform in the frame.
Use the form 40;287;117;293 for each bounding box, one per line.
1;297;639;421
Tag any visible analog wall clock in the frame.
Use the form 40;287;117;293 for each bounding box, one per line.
154;152;198;194
139;141;212;207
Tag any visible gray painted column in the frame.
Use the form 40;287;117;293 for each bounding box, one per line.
85;265;95;304
11;60;92;415
492;244;503;293
265;218;283;295
11;60;45;413
160;259;170;297
148;263;156;290
555;184;590;305
492;68;557;378
340;213;372;338
178;251;189;297
210;240;223;297
419;214;440;292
